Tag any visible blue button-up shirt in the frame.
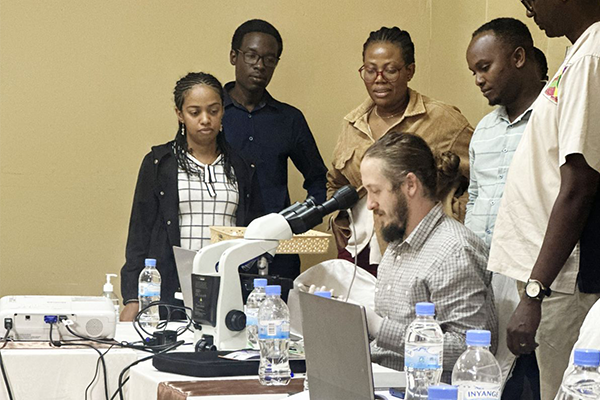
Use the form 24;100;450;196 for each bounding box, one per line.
222;82;327;215
465;106;532;247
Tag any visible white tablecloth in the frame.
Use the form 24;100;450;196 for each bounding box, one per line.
0;342;138;400
0;321;192;400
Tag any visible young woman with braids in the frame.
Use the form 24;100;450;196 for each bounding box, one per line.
327;26;474;277
120;72;262;321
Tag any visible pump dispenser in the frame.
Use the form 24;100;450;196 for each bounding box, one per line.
103;273;120;315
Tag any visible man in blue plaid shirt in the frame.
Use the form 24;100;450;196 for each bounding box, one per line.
359;131;497;382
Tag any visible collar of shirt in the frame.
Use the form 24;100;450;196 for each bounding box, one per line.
389;202;445;254
565;21;600;60
494;105;534;126
223;81;278;113
343;88;427;137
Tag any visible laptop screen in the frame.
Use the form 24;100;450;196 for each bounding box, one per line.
299;291;376;400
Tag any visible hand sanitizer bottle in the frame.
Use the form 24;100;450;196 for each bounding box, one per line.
102;273;120;316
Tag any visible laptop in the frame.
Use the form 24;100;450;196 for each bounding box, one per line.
299;291;403;400
173;246;197;309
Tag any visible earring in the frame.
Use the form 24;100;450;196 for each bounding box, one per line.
180;123;185;136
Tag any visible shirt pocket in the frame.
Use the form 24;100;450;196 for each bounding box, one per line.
333;147;361;187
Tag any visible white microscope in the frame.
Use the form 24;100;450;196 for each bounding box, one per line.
191;185;358;351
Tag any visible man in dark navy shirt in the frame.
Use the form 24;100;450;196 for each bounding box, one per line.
223;19;328;279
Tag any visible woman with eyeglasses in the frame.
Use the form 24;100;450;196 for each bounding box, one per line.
326;26;473;276
119;72;262;321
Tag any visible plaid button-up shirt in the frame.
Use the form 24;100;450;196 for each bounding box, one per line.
371;203;497;382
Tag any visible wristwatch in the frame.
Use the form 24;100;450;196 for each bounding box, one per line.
525;279;552;301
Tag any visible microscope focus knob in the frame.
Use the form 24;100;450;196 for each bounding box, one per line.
225;310;247;331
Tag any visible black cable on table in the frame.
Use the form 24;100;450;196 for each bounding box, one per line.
49;322;110;400
85;344;114;400
0;326;14;400
111;340;184;400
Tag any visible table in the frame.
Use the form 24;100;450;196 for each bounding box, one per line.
128;358;404;399
0;339;138;400
0;321;184;400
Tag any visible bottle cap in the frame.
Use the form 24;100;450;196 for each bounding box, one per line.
574;349;600;367
253;278;268;288
145;258;157;267
104;273;117;292
265;285;281;296
466;330;491;347
415;302;435;316
314;291;332;298
428;385;458;400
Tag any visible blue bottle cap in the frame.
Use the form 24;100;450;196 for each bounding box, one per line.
428;385;458;400
415;302;435;316
145;258;156;267
253;278;268;288
265;285;281;296
574;349;600;367
466;330;491;347
314;291;332;298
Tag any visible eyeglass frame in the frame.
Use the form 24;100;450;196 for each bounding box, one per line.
358;64;407;83
521;0;534;13
234;49;280;68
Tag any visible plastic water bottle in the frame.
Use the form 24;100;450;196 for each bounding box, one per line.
102;273;120;316
452;330;502;400
556;349;600;400
304;290;332;391
245;278;267;348
404;302;444;400
258;285;291;386
138;258;161;329
429;385;459;400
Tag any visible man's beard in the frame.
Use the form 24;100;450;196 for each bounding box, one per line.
380;191;408;243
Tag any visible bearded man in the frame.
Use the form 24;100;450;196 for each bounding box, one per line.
360;131;497;382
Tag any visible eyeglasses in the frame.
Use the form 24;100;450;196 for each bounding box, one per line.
521;0;534;13
359;64;406;83
235;49;279;68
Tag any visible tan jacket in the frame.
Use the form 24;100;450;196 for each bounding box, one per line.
327;88;473;252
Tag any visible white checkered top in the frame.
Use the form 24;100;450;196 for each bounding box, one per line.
178;154;239;251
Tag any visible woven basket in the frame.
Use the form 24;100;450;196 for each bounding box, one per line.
209;226;331;254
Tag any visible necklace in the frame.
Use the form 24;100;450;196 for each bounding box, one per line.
374;106;404;120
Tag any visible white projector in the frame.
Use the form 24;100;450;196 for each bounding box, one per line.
0;295;117;341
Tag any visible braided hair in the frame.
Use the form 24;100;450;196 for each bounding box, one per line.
172;72;236;184
362;26;415;65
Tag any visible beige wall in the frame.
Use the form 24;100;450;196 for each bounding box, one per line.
0;1;570;299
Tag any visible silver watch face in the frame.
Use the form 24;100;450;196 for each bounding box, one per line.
526;282;541;298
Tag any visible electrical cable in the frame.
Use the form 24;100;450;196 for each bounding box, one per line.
111;340;184;400
85;344;114;400
0;326;15;400
133;301;193;344
345;207;359;302
49;322;110;400
64;301;191;353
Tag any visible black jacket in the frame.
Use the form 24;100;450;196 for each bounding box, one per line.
120;141;262;303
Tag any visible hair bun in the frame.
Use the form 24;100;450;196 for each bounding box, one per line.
435;151;461;200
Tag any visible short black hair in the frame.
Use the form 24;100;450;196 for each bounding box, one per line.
231;19;283;57
472;18;534;54
362;26;415;65
533;47;549;81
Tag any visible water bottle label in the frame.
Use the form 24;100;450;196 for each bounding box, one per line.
245;308;258;326
258;320;289;339
404;346;442;370
461;384;501;400
246;314;258;327
139;283;160;297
